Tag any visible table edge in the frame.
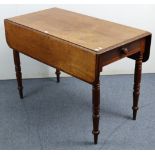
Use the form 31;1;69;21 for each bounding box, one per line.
4;18;151;56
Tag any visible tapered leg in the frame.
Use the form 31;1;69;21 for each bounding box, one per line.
55;69;60;83
92;81;100;144
13;50;23;99
132;52;143;120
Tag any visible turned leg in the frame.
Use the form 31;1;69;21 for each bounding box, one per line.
92;81;100;144
132;52;143;120
13;50;23;99
55;69;60;83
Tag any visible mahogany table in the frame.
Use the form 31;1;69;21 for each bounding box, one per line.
4;8;152;144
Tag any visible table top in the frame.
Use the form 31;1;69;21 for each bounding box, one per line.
7;7;150;54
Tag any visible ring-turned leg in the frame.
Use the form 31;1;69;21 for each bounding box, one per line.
132;52;143;120
13;50;23;99
55;69;60;83
92;81;100;144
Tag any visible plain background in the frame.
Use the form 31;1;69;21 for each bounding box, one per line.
0;4;154;80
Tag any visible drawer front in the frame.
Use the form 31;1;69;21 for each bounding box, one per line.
99;38;145;68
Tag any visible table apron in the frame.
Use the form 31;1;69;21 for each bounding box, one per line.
99;38;146;69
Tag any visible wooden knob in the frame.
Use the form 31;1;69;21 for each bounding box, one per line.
121;47;128;55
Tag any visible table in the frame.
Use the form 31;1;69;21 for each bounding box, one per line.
4;7;152;144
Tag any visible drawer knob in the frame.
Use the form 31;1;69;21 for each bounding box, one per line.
121;47;128;55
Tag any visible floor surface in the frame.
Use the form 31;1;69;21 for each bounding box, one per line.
0;74;155;150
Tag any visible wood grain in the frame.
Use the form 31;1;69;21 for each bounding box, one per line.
4;7;152;144
132;52;143;120
55;69;60;83
5;20;96;84
13;50;23;99
99;38;146;70
92;81;100;144
6;8;150;55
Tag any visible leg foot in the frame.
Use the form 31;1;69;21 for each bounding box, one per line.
92;82;100;144
13;50;23;99
55;69;60;83
132;52;143;120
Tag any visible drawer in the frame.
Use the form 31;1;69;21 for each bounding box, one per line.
99;38;145;68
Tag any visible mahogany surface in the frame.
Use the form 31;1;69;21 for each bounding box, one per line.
4;7;152;144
